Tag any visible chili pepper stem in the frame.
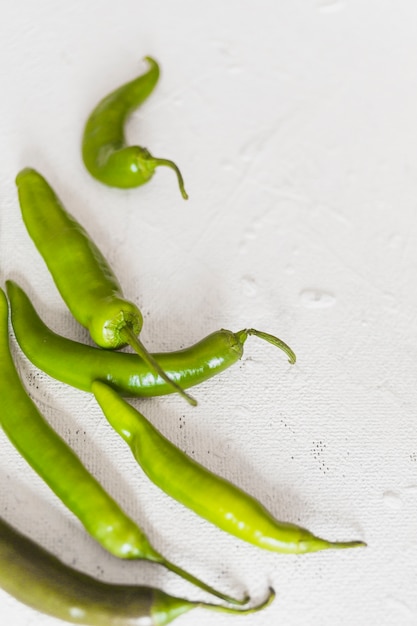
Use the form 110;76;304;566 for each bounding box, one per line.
151;157;188;199
125;534;248;605
197;586;275;615
236;328;296;364
155;555;249;606
152;587;275;626
119;326;197;406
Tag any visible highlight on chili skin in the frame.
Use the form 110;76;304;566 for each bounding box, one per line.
15;167;195;406
0;287;248;606
93;381;367;556
82;56;188;198
7;279;296;398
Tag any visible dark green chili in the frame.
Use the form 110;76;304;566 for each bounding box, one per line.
93;381;366;555
15;167;195;406
0;287;247;604
82;56;188;198
7;280;295;398
0;516;274;625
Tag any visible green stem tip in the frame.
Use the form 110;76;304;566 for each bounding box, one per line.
153;157;188;200
120;326;197;406
237;328;296;364
161;555;249;606
198;586;276;616
153;587;275;626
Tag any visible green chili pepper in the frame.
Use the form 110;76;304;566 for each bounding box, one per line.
82;56;188;199
7;280;295;398
0;287;247;604
15;167;195;406
0;516;274;625
93;381;366;555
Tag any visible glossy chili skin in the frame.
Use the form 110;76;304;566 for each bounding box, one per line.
0;287;244;604
0;288;150;560
0;517;274;625
15;167;194;405
0;515;154;625
82;56;188;198
16;168;142;350
93;381;366;556
7;280;290;398
7;280;295;398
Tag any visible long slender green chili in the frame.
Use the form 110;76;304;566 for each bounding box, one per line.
0;287;246;604
7;280;295;398
82;56;188;199
93;381;366;555
15;167;195;406
0;516;274;625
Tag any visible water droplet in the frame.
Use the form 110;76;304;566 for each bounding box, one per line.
234;405;251;419
385;597;413;618
238;241;248;255
221;160;234;172
317;0;345;13
300;289;336;309
383;491;403;509
241;275;257;296
211;40;233;58
387;234;402;250
244;228;256;240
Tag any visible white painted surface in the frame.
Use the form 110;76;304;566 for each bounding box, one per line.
0;1;415;624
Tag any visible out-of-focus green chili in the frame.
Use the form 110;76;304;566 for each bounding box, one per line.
0;516;274;625
93;381;366;555
82;56;188;198
7;280;295;398
0;287;246;604
15;167;195;406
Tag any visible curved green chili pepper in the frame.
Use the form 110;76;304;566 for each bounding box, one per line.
0;287;247;604
82;56;188;199
7;280;295;398
93;381;366;555
15;167;195;406
0;516;274;625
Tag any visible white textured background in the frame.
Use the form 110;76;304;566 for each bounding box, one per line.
0;1;416;624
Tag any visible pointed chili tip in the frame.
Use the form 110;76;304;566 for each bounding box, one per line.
142;56;160;72
309;536;367;552
15;167;36;186
331;540;367;550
